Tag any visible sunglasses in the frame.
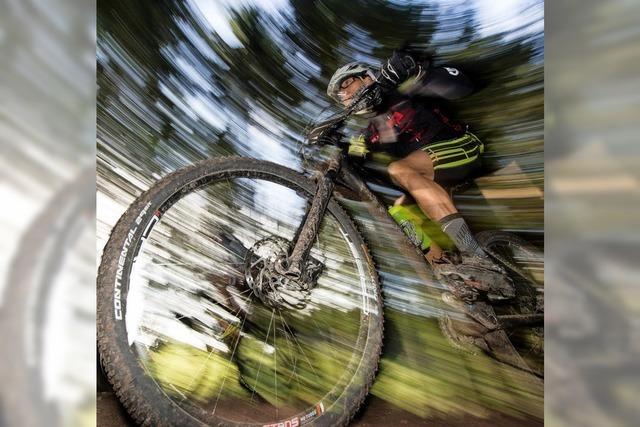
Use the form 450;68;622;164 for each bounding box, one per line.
340;76;359;89
338;76;366;100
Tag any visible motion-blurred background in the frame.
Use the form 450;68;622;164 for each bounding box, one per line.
96;0;543;425
0;0;638;426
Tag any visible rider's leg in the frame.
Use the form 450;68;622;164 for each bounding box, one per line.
388;139;516;358
389;152;514;302
393;193;445;259
388;150;455;219
387;149;484;255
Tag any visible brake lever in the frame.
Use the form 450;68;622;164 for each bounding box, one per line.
305;82;381;145
306;114;348;145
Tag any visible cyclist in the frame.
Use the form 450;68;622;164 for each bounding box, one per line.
327;52;514;330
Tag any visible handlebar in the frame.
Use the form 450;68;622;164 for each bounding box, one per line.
305;83;381;146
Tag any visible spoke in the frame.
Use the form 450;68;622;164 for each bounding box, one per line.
205;292;252;324
230;287;253;298
279;315;304;389
224;179;233;201
221;287;253;306
288;352;302;387
169;383;187;400
273;309;278;419
251;308;275;403
221;299;248;324
174;297;251;398
250;257;265;269
309;314;354;349
180;343;218;402
151;259;244;268
212;297;253;415
279;312;321;382
309;315;358;357
309;315;332;338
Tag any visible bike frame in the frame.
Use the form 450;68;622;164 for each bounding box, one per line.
284;145;404;279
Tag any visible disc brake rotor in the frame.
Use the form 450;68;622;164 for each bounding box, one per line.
244;236;323;310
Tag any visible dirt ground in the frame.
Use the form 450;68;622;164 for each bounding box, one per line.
97;391;543;427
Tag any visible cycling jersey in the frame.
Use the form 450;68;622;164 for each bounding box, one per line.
364;94;465;157
353;63;482;184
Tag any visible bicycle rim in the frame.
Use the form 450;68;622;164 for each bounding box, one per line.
99;159;382;426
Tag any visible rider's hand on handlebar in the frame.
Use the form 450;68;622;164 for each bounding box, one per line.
346;83;384;115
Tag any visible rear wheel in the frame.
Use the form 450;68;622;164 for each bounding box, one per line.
476;231;544;375
97;157;383;427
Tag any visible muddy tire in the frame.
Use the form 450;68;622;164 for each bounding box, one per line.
97;157;383;427
477;230;544;376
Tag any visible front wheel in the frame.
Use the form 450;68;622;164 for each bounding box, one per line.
97;157;383;427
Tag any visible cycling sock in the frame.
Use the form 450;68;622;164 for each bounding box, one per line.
438;213;485;256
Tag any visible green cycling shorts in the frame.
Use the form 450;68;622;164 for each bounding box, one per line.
422;132;483;185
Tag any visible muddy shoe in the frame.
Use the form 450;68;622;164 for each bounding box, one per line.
430;252;478;302
431;251;515;301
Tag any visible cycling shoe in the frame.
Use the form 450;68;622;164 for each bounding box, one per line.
431;251;515;301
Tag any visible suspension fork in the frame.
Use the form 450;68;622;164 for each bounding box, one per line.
285;151;343;277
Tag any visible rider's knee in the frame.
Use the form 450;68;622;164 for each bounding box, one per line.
387;160;402;177
388;161;427;189
388;161;412;187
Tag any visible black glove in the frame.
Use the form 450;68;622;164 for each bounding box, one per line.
379;51;422;89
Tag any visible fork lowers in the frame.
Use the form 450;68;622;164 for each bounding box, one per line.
286;153;342;278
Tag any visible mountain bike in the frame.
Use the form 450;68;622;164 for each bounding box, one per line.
97;86;543;427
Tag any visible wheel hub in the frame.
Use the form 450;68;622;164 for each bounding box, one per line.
244;236;323;310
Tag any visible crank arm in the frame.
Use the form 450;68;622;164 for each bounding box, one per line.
497;313;544;328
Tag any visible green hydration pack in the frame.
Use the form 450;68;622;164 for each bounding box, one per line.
388;204;455;252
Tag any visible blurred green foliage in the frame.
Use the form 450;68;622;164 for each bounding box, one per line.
98;0;543;421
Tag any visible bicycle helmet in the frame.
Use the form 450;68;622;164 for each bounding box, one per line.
326;61;376;105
